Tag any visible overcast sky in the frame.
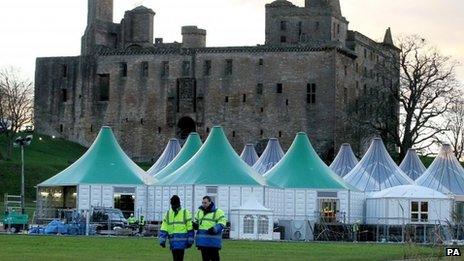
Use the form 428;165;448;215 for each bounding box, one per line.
0;0;463;82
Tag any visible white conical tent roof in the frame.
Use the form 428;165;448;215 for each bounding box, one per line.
399;149;426;180
344;138;413;192
416;144;464;196
330;143;358;177
253;138;285;175
240;144;259;166
147;138;181;176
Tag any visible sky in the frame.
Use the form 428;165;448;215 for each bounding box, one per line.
0;0;463;82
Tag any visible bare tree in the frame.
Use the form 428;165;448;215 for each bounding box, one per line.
350;35;459;160
439;93;464;160
0;67;34;160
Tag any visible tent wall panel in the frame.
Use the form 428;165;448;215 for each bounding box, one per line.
147;186;155;220
102;186;114;208
218;186;230;212
306;190;317;220
230;187;241;209
135;186;147;217
90;186;102;207
78;185;91;210
154;186;162;220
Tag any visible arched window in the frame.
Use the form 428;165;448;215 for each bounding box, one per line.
258;215;269;234
243;215;254;234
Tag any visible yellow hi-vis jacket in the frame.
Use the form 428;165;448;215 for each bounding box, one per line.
159;208;194;250
194;204;227;249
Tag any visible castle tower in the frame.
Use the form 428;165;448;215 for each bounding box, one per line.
82;0;118;55
265;0;348;46
87;0;113;25
182;26;207;48
305;0;342;17
121;6;156;47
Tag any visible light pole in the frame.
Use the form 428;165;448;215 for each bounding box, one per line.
13;135;33;214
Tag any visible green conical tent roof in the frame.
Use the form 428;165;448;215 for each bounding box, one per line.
154;133;203;181
159;126;266;186
39;127;152;186
264;133;353;189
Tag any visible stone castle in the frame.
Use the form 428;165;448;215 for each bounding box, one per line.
34;0;399;162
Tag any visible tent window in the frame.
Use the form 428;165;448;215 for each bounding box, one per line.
258;215;269;234
243;215;254;234
411;201;428;222
206;186;218;194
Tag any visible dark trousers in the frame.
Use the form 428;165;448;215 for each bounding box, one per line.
171;249;185;261
200;247;220;261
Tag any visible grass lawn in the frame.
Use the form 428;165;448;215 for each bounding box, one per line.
0;235;449;261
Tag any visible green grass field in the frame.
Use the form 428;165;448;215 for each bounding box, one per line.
0;235;449;261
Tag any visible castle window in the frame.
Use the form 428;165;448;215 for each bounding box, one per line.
60;124;63;133
363;84;367;95
158;127;162;134
256;83;263;95
344;66;347;76
279;131;282;138
232;131;236;137
280;36;286;43
61;65;68;78
286;99;289;106
276;83;283;94
260;107;264;113
98;74;110;101
182;61;191;77
203;60;211;76
337;24;340;35
61;89;68;102
225;96;229;103
364;49;367;59
225;59;233;76
260;130;263;136
259;59;264;66
280;21;287;31
140;118;144;125
243;94;247;103
120;62;127;77
161;61;169;78
298;22;302;38
90;125;93;133
141;61;149;77
307;83;316;104
206;127;210;133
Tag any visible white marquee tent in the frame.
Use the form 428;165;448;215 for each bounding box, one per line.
344;138;413;192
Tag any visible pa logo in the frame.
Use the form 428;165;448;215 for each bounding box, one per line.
445;248;462;256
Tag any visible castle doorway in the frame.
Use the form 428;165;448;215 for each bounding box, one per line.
177;117;196;141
